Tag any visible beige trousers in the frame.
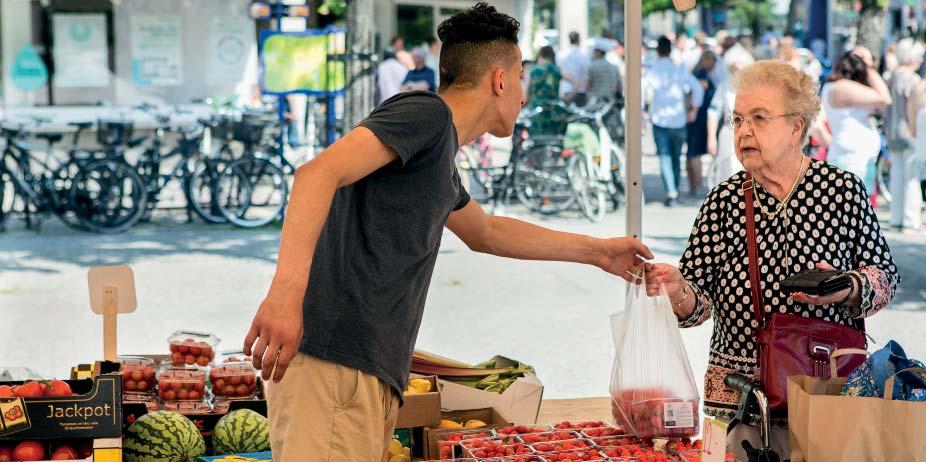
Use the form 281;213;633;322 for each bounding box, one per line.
267;353;400;462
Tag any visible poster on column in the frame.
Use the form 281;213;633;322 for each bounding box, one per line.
53;14;109;87
130;15;183;86
207;17;254;85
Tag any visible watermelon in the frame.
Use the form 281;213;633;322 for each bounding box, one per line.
124;410;206;462
212;409;270;455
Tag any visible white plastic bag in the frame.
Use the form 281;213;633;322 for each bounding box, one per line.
609;269;700;438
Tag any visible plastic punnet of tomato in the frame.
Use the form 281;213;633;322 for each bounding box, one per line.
119;356;158;397
210;353;258;400
157;364;207;402
167;330;219;367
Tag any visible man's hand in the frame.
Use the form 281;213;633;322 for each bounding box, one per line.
244;288;305;382
594;237;654;282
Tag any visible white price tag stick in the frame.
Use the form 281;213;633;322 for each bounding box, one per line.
702;418;729;462
88;266;137;361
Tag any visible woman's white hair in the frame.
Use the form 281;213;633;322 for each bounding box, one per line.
733;60;821;146
896;38;925;66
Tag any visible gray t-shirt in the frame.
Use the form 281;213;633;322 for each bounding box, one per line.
587;58;620;100
885;69;920;151
299;91;470;399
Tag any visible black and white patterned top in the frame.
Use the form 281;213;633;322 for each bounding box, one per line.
678;160;900;420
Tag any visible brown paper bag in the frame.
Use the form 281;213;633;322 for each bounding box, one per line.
788;366;926;462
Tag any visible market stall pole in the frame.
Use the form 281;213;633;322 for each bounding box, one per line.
624;0;643;242
87;265;137;361
623;0;696;242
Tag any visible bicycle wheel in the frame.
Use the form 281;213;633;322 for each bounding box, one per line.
514;143;577;214
0;167;13;227
70;159;148;233
217;156;287;228
568;151;607;222
186;158;234;224
48;156;92;231
605;145;626;211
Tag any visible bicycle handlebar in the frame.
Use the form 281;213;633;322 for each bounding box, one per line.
724;373;754;393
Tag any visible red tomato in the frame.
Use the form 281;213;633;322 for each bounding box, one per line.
13;381;45;398
196;356;210;367
50;445;79;460
12;440;45;461
45;380;73;397
0;446;12;462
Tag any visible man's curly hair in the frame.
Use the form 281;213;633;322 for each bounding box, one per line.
437;3;521;91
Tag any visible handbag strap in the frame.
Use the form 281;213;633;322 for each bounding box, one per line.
742;173;766;327
743;172;867;336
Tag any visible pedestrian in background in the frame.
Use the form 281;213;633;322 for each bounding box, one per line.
820;48;891;194
706;44;755;188
885;38;926;233
376;50;408;104
401;49;436;93
686;50;717;197
558;31;589;103
644;36;704;207
587;41;621;101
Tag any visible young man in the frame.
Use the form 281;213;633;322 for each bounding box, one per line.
243;4;652;461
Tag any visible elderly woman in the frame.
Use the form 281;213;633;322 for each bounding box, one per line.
645;61;899;459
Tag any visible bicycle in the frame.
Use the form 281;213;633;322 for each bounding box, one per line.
212;112;294;228
565;98;627;222
0;121;147;233
511;103;578;215
133;104;240;225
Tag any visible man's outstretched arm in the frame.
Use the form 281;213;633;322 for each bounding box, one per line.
445;200;652;279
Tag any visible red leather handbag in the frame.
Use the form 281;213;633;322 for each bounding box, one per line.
742;174;867;413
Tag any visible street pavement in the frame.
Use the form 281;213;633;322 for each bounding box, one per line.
0;153;923;402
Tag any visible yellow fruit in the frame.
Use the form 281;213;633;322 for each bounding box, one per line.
403;386;421;396
440;419;463;429
464;419;487;428
388;439;402;456
388;455;410;462
408;378;432;394
402;448;411;458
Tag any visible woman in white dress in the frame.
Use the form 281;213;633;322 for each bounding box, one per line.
706;45;755;188
819;49;891;193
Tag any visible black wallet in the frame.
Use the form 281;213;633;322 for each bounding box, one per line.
780;269;852;296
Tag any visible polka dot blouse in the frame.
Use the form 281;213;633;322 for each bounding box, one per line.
677;160;899;421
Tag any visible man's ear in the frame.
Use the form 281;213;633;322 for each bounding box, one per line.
493;67;505;96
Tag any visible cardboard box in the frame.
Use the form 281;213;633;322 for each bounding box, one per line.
437;373;544;425
196;451;272;461
0;362;122;441
395;375;440;429
424;407;513;460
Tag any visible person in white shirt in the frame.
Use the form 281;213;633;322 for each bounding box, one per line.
558;31;590;102
644;36;705;207
425;36;441;87
376;50;409;104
